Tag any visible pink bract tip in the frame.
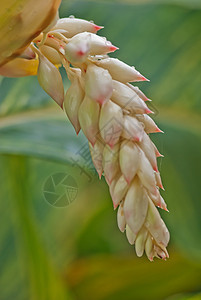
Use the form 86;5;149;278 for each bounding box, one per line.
77;50;85;56
97;97;106;105
145;108;154;114
153;166;158;172
155;127;164;133
98;171;103;180
125;177;131;185
76;129;80;136
109;45;119;52
90;140;95;148
108;142;115;150
160;184;165;191
93;25;104;31
138;75;150;82
157;152;164;158
112;201;118;210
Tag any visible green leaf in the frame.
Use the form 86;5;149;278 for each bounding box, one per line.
65;253;201;300
0;76;87;163
5;155;73;300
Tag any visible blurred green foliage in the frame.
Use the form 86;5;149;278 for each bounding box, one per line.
1;0;201;299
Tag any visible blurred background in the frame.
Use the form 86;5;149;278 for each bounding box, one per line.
1;0;201;299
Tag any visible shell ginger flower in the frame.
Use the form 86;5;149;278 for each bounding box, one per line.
0;11;170;261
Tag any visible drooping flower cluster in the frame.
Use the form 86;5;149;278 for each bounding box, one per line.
0;15;170;261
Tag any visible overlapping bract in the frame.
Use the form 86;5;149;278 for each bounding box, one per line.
2;15;170;260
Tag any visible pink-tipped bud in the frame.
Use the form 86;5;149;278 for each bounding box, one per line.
155;171;165;190
99;100;123;146
53;17;103;38
137;149;157;195
78;95;100;145
111;80;150;114
64;69;84;134
119;141;140;184
152;142;164;158
112;175;128;208
122;115;144;142
89;140;104;178
137;114;162;134
127;84;149;101
37;52;64;108
139;133;158;171
70;32;118;56
64;36;90;63
40;45;61;65
85;64;113;104
103;144;120;184
124;177;148;237
145;199;170;248
96;58;146;84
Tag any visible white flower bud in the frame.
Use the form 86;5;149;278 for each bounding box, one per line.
137;149;157;195
154;245;168;260
155;171;164;190
40;45;61;65
89;140;104;178
145;234;154;261
64;69;84;134
119;141;140;184
85;64;113;104
148;188;168;211
123;177;148;237
95;57;148;83
112;175;129;208
135;227;148;257
127;84;150;102
69;32;118;56
53;17;103;38
64;35;90;63
122;115;144;142
37;52;64;107
111;80;152;114
145;199;170;247
78;95;100;146
103;143;119;184
99;100;123;147
126;225;136;245
137;114;163;134
117;204;126;232
152;142;163;158
139;132;158;171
